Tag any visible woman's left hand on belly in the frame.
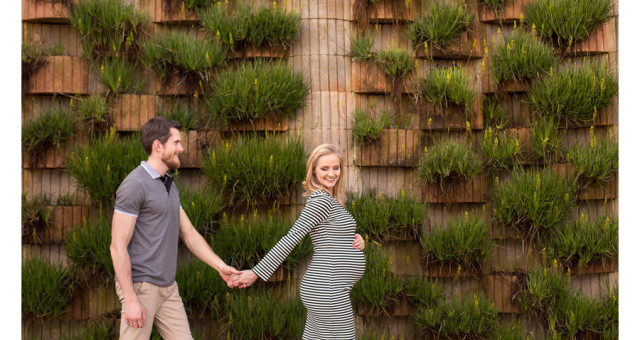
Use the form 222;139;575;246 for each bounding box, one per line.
353;234;365;250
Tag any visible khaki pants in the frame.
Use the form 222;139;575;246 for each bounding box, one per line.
115;281;193;340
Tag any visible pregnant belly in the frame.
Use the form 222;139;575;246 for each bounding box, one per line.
299;249;366;309
303;249;366;286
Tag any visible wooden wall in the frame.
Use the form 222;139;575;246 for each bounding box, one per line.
22;0;618;338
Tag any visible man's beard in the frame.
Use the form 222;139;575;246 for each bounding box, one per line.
162;153;181;170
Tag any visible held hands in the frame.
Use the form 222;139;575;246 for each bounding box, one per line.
353;233;365;250
218;264;242;288
228;270;259;289
224;236;364;290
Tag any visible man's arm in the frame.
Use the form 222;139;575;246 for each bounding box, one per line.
110;212;146;328
178;208;241;283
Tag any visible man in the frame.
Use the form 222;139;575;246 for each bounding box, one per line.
110;117;240;339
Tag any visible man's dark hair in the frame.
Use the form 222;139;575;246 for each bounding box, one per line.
140;117;182;155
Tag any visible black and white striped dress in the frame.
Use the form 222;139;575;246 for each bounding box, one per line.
252;190;366;339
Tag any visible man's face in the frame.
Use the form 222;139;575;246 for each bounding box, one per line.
159;127;183;170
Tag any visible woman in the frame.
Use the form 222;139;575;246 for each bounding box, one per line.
229;143;366;339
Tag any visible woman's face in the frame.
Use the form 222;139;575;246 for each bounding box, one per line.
314;153;341;194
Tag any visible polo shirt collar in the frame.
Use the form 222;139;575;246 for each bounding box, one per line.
140;161;172;180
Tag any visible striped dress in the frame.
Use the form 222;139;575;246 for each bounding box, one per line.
252;190;366;339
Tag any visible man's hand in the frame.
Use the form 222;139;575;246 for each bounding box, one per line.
353;233;365;250
229;270;259;289
218;264;242;287
124;298;146;328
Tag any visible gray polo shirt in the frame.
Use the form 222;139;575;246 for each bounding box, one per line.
114;161;181;287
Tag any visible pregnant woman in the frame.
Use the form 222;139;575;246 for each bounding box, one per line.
229;143;366;339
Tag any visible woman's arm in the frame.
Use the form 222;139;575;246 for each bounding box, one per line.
232;192;333;286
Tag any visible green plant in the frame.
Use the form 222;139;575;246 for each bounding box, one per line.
346;190;392;242
22;107;75;157
351;106;391;146
349;33;375;62
199;2;249;49
418;139;483;185
527;62;618;125
482;127;521;171
22;41;62;91
163;0;214;12
351;244;403;316
201;134;306;205
492;319;533;340
64;215;114;280
601;285;618;340
407;1;473;51
71;319;115;340
346;189;427;241
68;129;147;204
22;41;62;66
388;188;428;237
524;0;614;49
97;56;137;94
175;259;232;317
75;95;112;136
413;65;476;112
403;276;444;307
548;214;617;269
551;291;602;339
515;265;570;314
374;46;414;78
177;184;226;236
21;193;52;244
420;213;492;274
489;29;557;83
205;60;309;124
227;290;306;339
142;30;225;94
69;0;148;60
529;116;562;162
413;293;498;338
22;257;73;318
482;0;509;10
157;105;198;131
211;214;312;271
199;2;301;50
567;132;618;187
56;193;77;206
248;4;302;48
491;169;576;238
483;96;511;129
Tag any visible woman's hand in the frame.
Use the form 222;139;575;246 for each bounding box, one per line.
353;233;365;250
229;270;259;289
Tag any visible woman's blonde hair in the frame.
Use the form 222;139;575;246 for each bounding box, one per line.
302;143;346;205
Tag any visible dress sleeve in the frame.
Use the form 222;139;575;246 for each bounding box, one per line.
251;192;332;281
